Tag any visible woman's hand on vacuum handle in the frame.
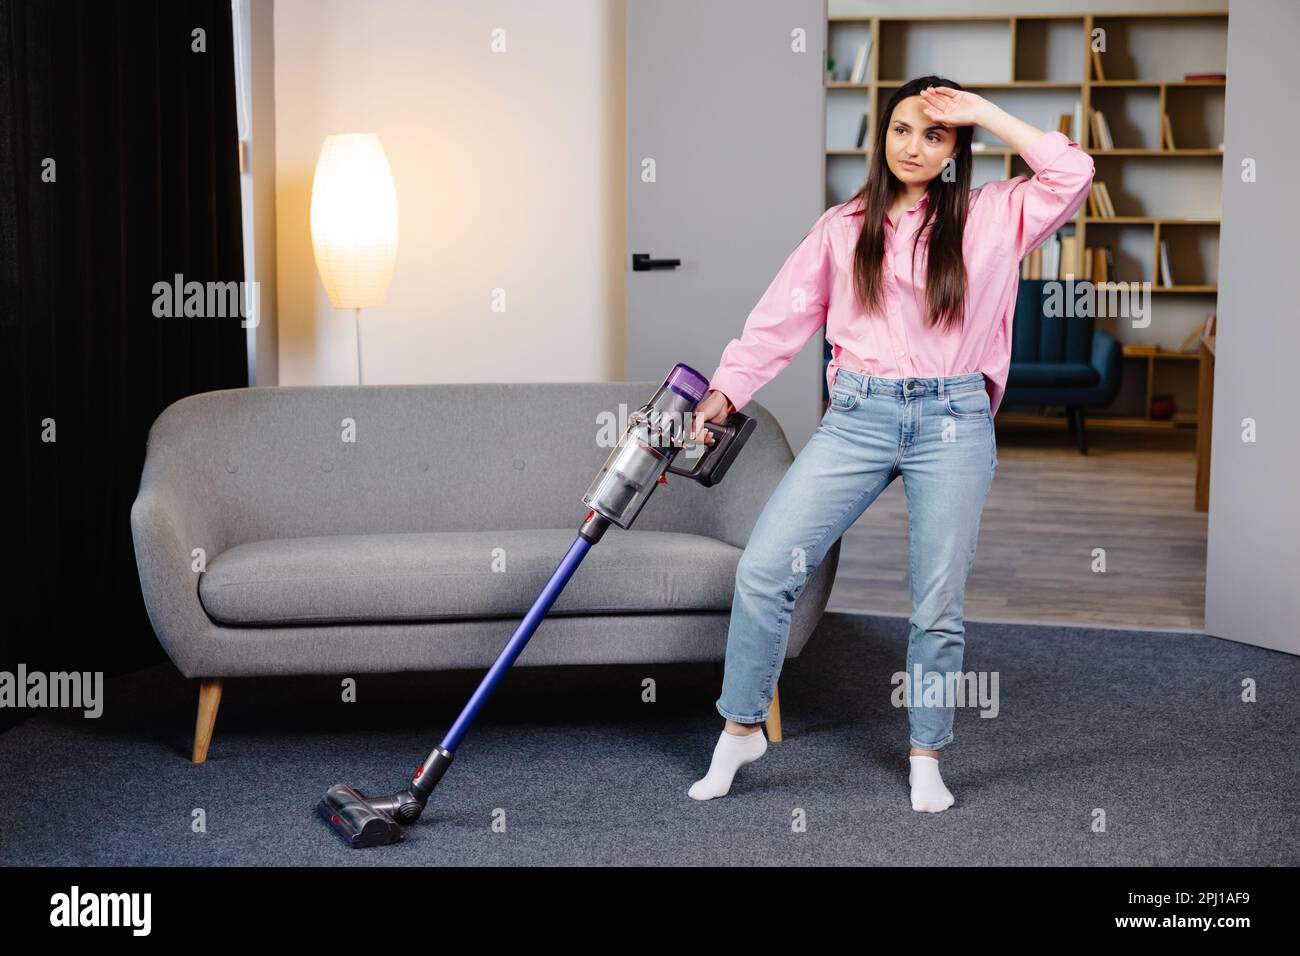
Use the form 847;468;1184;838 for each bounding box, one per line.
690;389;731;446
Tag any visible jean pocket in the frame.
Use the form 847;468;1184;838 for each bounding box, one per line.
830;385;859;411
942;387;990;420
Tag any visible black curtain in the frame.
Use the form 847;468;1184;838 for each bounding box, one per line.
0;0;248;725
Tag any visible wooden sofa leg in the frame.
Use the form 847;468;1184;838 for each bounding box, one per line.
193;678;223;764
765;683;784;743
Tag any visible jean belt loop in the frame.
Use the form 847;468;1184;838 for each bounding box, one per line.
863;375;872;400
939;374;945;400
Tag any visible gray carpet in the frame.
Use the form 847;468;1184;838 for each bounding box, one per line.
2;612;1296;866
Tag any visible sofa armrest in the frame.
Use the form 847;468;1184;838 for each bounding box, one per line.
130;474;227;678
1090;328;1124;406
698;400;796;550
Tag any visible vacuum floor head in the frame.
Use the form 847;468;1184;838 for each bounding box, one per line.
317;784;404;848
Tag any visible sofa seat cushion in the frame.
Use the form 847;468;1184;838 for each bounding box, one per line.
198;529;743;626
1007;361;1099;388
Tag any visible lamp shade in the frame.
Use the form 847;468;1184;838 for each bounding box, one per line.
309;132;399;309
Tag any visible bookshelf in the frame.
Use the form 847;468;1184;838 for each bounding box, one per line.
825;10;1227;433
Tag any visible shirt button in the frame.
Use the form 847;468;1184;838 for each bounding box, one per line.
895;347;906;357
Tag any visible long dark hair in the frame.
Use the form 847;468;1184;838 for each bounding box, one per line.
848;75;975;332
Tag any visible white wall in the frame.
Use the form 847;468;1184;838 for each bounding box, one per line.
1204;0;1300;654
236;0;279;386
273;0;625;386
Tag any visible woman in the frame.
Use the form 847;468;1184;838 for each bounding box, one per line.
686;76;1094;812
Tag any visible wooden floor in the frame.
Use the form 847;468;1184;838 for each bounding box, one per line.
826;425;1208;631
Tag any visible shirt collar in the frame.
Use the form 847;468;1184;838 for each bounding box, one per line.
842;191;930;219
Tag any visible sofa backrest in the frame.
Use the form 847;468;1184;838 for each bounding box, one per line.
1011;278;1096;365
140;382;795;551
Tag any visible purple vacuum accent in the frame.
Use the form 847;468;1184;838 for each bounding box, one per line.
664;363;710;404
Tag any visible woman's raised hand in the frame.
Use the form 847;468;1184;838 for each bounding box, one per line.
917;85;990;128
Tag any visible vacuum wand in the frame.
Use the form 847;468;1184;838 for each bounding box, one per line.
318;363;756;848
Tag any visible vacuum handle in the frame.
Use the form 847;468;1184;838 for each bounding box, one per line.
666;412;756;487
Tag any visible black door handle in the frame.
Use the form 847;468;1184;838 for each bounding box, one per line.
632;253;681;271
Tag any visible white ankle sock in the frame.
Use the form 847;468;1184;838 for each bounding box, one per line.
908;754;955;812
688;728;767;800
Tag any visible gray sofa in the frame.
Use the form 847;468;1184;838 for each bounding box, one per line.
130;382;839;761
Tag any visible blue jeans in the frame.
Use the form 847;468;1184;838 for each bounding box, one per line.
715;369;998;751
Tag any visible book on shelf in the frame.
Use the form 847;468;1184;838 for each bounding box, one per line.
1059;235;1078;279
1025;235;1057;280
1019;232;1087;281
1176;312;1217;351
1087;181;1115;218
1090;181;1116;218
1090;46;1105;81
1159;240;1174;286
1184;72;1225;82
1021;246;1045;280
1089;108;1114;150
855;113;869;148
1082;245;1112;282
849;38;872;83
1054;106;1085;144
1043;233;1061;279
1161;113;1177;150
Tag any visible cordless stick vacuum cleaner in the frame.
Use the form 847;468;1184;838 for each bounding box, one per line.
318;363;756;848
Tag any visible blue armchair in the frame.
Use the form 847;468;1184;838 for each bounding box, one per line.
1001;278;1123;454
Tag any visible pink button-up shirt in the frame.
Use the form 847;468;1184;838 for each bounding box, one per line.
708;129;1095;418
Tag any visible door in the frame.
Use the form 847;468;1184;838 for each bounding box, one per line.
626;0;828;451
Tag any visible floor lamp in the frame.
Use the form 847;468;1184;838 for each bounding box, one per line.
309;132;399;385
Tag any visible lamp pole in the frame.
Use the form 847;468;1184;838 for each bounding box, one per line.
355;307;363;385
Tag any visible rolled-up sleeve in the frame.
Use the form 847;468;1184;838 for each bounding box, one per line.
987;130;1095;260
707;208;834;414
